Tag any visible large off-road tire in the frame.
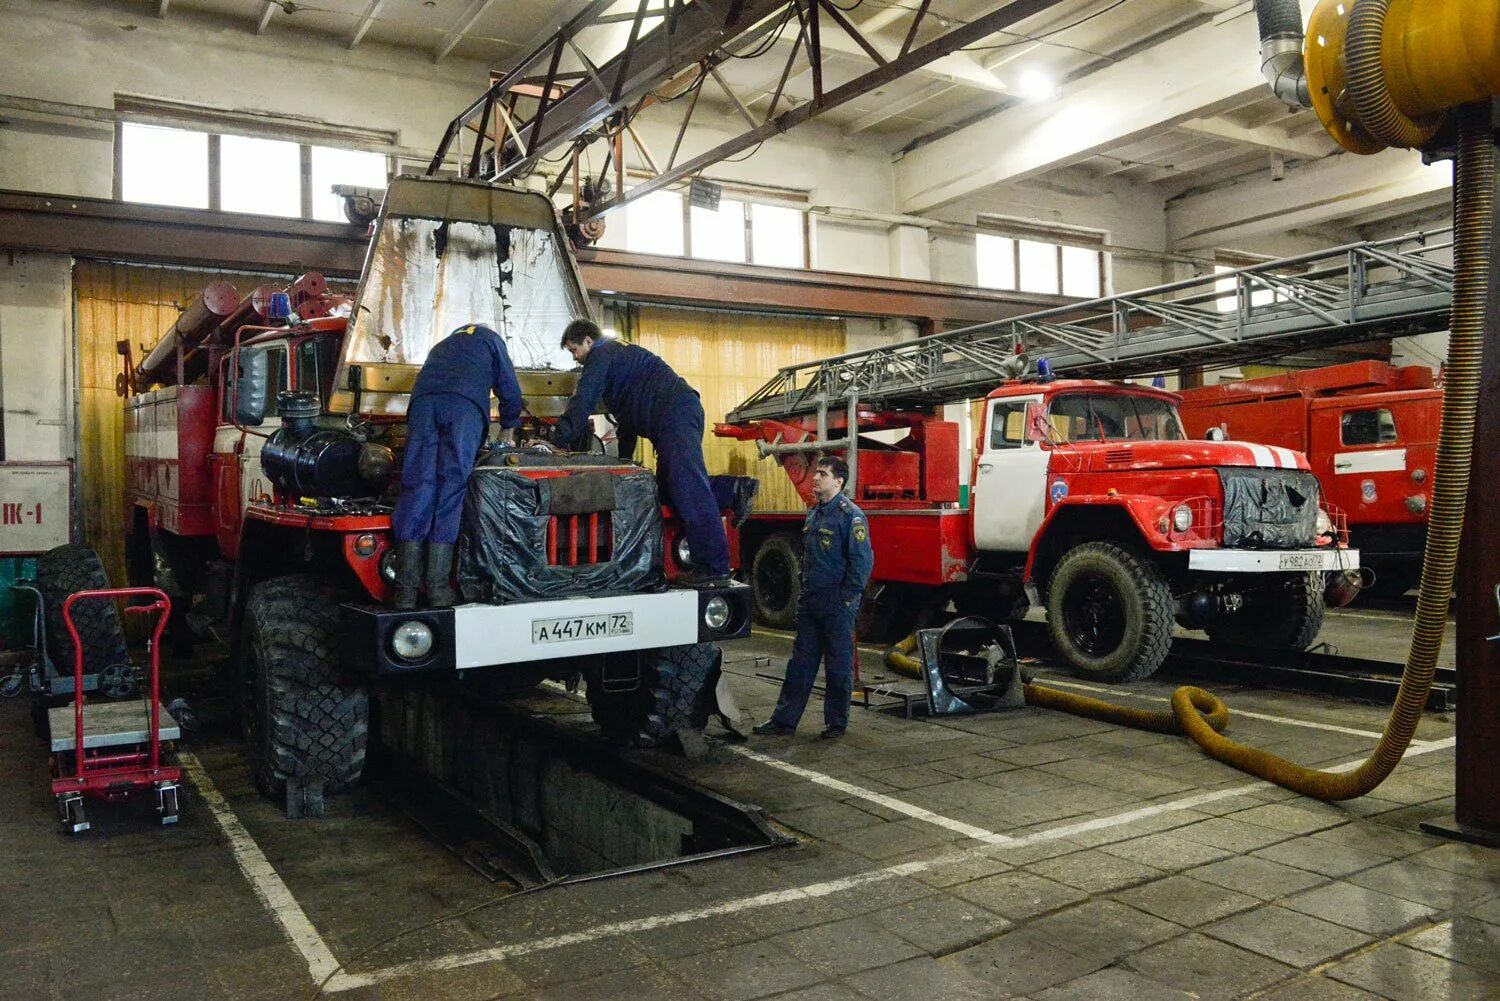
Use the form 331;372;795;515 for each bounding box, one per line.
1207;572;1325;651
587;642;721;748
1046;542;1174;684
35;545;134;698
240;575;368;807
751;532;801;629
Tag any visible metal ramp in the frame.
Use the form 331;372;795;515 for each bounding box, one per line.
727;229;1453;422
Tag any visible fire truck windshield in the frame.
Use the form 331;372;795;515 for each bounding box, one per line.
1048;393;1186;443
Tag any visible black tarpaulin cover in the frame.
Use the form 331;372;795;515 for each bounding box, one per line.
457;464;664;603
1218;467;1320;549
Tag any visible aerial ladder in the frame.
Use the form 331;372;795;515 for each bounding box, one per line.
727;227;1454;425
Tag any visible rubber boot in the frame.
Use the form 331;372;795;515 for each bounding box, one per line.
425;542;458;608
391;541;422;610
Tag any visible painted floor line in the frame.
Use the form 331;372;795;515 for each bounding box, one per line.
727;744;1015;845
179;753;357;992
327;737;1458;991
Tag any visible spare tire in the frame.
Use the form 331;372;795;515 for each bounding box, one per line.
35;545;134;698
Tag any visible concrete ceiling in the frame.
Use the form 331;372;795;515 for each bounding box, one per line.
140;0;1449;244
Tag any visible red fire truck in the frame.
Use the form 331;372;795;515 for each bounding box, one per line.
102;177;750;816
718;377;1359;684
1177;361;1439;597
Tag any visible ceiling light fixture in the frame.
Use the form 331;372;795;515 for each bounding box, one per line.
1017;69;1059;102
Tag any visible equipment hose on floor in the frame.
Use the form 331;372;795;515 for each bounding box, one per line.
885;90;1491;801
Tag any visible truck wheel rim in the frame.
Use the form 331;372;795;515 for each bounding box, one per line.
1063;574;1126;657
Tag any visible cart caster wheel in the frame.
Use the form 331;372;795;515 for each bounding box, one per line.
57;794;89;835
155;782;180;826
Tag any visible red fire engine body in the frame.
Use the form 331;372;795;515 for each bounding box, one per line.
719;378;1360;684
1176;361;1439;596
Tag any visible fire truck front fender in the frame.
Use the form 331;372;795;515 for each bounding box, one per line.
1024;496;1175;584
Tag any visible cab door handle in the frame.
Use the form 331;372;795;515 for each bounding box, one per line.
977;463;994;472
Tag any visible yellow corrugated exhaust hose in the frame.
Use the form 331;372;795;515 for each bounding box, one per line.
886;72;1494;801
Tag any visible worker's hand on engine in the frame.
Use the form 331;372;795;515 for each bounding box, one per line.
525;438;562;454
496;427;517;447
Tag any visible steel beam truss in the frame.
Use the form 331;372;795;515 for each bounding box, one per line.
727;229;1455;422
428;0;1070;226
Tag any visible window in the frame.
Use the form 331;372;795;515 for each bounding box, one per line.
975;231;1104;297
220;135;301;217
988;400;1033;449
120;123;209;209
1018;239;1057;294
622;189;686;256
296;337;337;404
751;203;805;268
976;233;1016;291
310;146;388;222
620;185;809;266
118;123;390;221
1047;393;1185;443
1341;408;1398;446
690;198;747;264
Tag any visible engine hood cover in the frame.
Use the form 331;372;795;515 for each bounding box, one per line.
1079;440;1309;473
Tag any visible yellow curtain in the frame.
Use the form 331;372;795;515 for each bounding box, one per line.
72;261;317;584
629;305;844;511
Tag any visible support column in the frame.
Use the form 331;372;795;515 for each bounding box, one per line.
1425;116;1500;848
887;224;931;282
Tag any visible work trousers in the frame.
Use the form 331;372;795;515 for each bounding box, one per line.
770;601;858;731
651;395;731;576
391;394;486;544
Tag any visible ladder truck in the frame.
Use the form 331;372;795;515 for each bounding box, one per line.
713;232;1452;683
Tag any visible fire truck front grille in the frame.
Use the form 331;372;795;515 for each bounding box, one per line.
547;512;613;566
1217;468;1321;549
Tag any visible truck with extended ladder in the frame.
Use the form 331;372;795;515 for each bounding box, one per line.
104;176;751;816
1177;361;1441;598
716;230;1454;683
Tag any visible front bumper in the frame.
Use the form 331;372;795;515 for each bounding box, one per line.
341;583;752;675
1187;548;1360;573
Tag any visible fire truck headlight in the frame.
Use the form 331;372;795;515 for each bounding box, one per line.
379;548;399;584
674;535;695;568
390;621;434;662
703;596;731;631
354;533;379;557
1171;504;1192;532
1316;509;1333;535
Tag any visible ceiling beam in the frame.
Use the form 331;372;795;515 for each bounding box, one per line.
256;1;275;35
1168;148;1451;249
1178;116;1333;160
846;80;957;134
798;12;1008;94
435;0;499;62
895;9;1266;212
348;0;385;49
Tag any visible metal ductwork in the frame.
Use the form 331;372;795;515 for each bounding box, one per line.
1255;0;1311;108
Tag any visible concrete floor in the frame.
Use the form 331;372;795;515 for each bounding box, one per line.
1;608;1495;1001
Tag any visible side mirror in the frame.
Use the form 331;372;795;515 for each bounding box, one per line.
1205;425;1227;442
1024;402;1051;443
235;347;270;427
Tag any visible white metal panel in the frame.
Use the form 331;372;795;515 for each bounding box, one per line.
1333;449;1407;475
453;590;699;669
1188;548;1360;573
0;462;71;553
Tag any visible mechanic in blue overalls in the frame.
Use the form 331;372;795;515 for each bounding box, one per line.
754;455;874;739
550;318;730;584
391;322;524;609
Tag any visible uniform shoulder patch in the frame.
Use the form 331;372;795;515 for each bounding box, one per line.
853;521;868;543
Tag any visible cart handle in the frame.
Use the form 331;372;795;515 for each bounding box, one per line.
61;588;171;777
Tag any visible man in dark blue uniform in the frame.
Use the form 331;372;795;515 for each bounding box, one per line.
550;318;730;582
754;456;874;739
391;322;524;609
